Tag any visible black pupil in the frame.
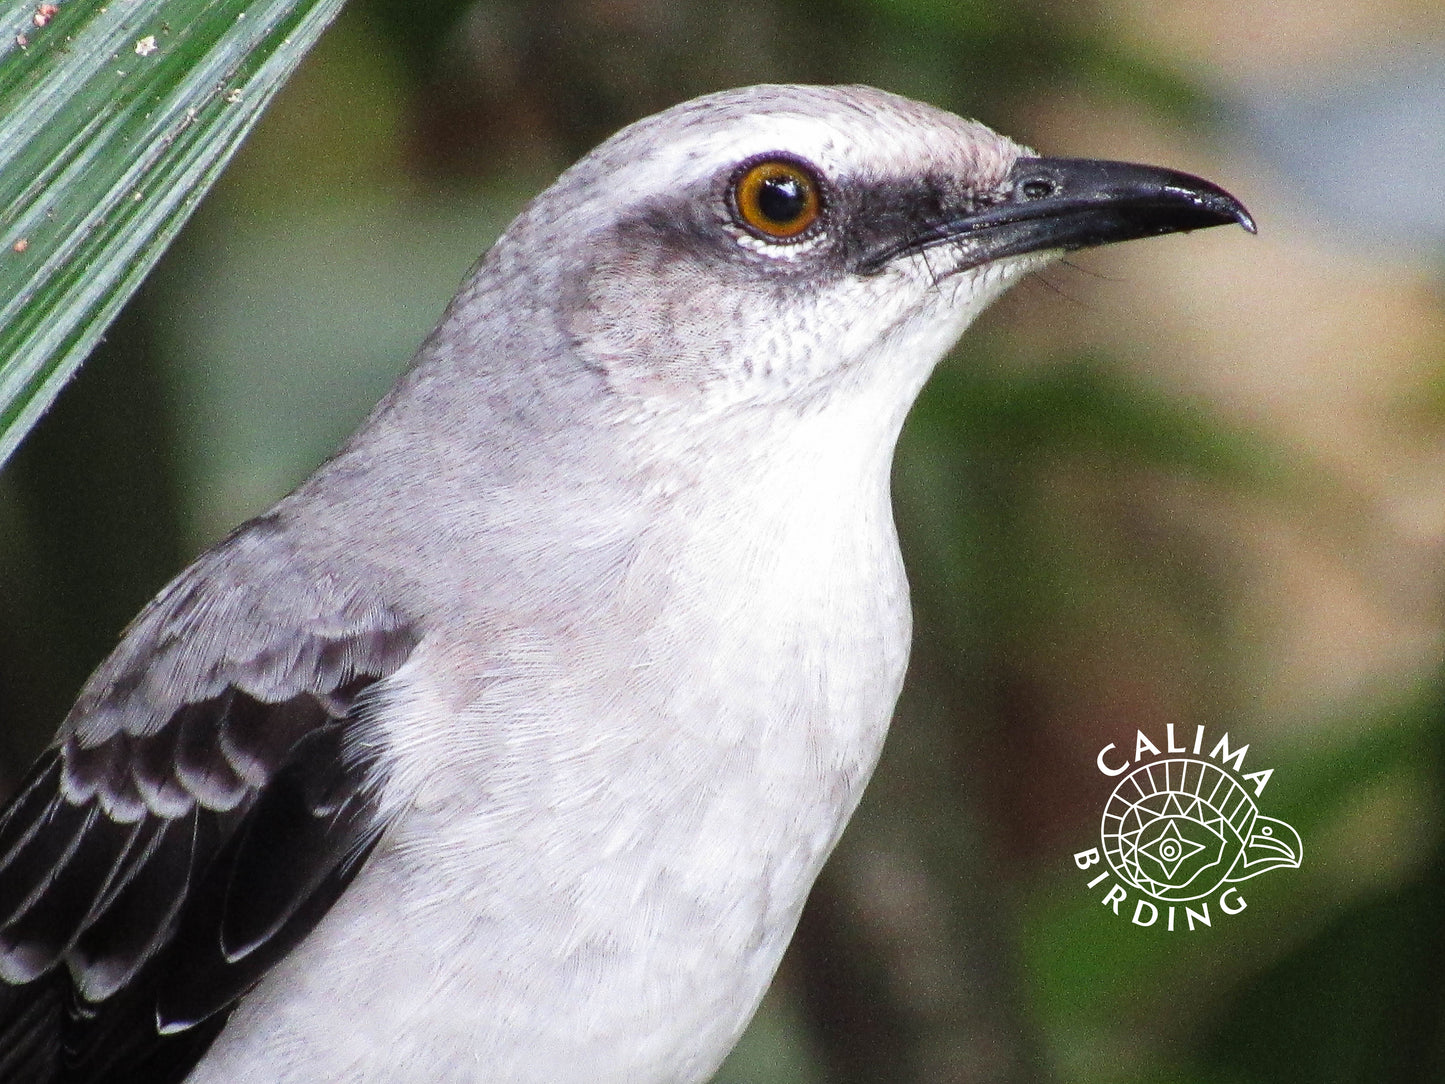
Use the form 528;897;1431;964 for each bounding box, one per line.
757;174;807;223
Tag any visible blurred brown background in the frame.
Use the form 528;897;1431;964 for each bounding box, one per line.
2;0;1444;1081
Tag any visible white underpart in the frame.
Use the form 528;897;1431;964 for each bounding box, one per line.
186;247;1041;1084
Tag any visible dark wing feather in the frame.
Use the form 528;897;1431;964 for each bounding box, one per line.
0;515;419;1084
153;723;385;1032
0;974;63;1083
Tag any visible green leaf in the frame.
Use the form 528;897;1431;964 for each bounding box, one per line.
0;0;345;467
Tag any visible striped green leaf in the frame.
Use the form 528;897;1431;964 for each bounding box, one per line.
0;0;345;466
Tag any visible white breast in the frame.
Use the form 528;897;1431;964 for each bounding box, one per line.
189;385;913;1084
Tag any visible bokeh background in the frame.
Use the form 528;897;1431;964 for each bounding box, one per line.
3;1;1444;1081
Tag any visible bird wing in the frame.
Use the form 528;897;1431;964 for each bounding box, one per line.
0;514;419;1084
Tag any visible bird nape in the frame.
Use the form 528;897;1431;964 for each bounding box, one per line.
0;84;1251;1084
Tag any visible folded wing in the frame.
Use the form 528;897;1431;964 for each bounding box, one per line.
0;514;419;1084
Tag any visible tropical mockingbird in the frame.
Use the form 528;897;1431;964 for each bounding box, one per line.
0;84;1251;1083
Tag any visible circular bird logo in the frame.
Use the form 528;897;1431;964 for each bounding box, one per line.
1101;757;1301;903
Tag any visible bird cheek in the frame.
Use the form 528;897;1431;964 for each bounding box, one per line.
565;248;741;402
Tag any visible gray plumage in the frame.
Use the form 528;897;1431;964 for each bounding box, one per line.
0;84;1250;1083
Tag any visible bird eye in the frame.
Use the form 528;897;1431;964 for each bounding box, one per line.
730;158;823;242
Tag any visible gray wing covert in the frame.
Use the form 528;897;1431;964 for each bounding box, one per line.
0;514;419;1084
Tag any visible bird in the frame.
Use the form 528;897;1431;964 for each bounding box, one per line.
0;84;1252;1083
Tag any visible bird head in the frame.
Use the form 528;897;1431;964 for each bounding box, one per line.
480;85;1252;422
1231;815;1304;881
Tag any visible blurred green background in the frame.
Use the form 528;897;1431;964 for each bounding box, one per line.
3;1;1445;1081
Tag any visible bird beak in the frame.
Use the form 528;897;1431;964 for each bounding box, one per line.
859;157;1255;274
1231;815;1303;881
